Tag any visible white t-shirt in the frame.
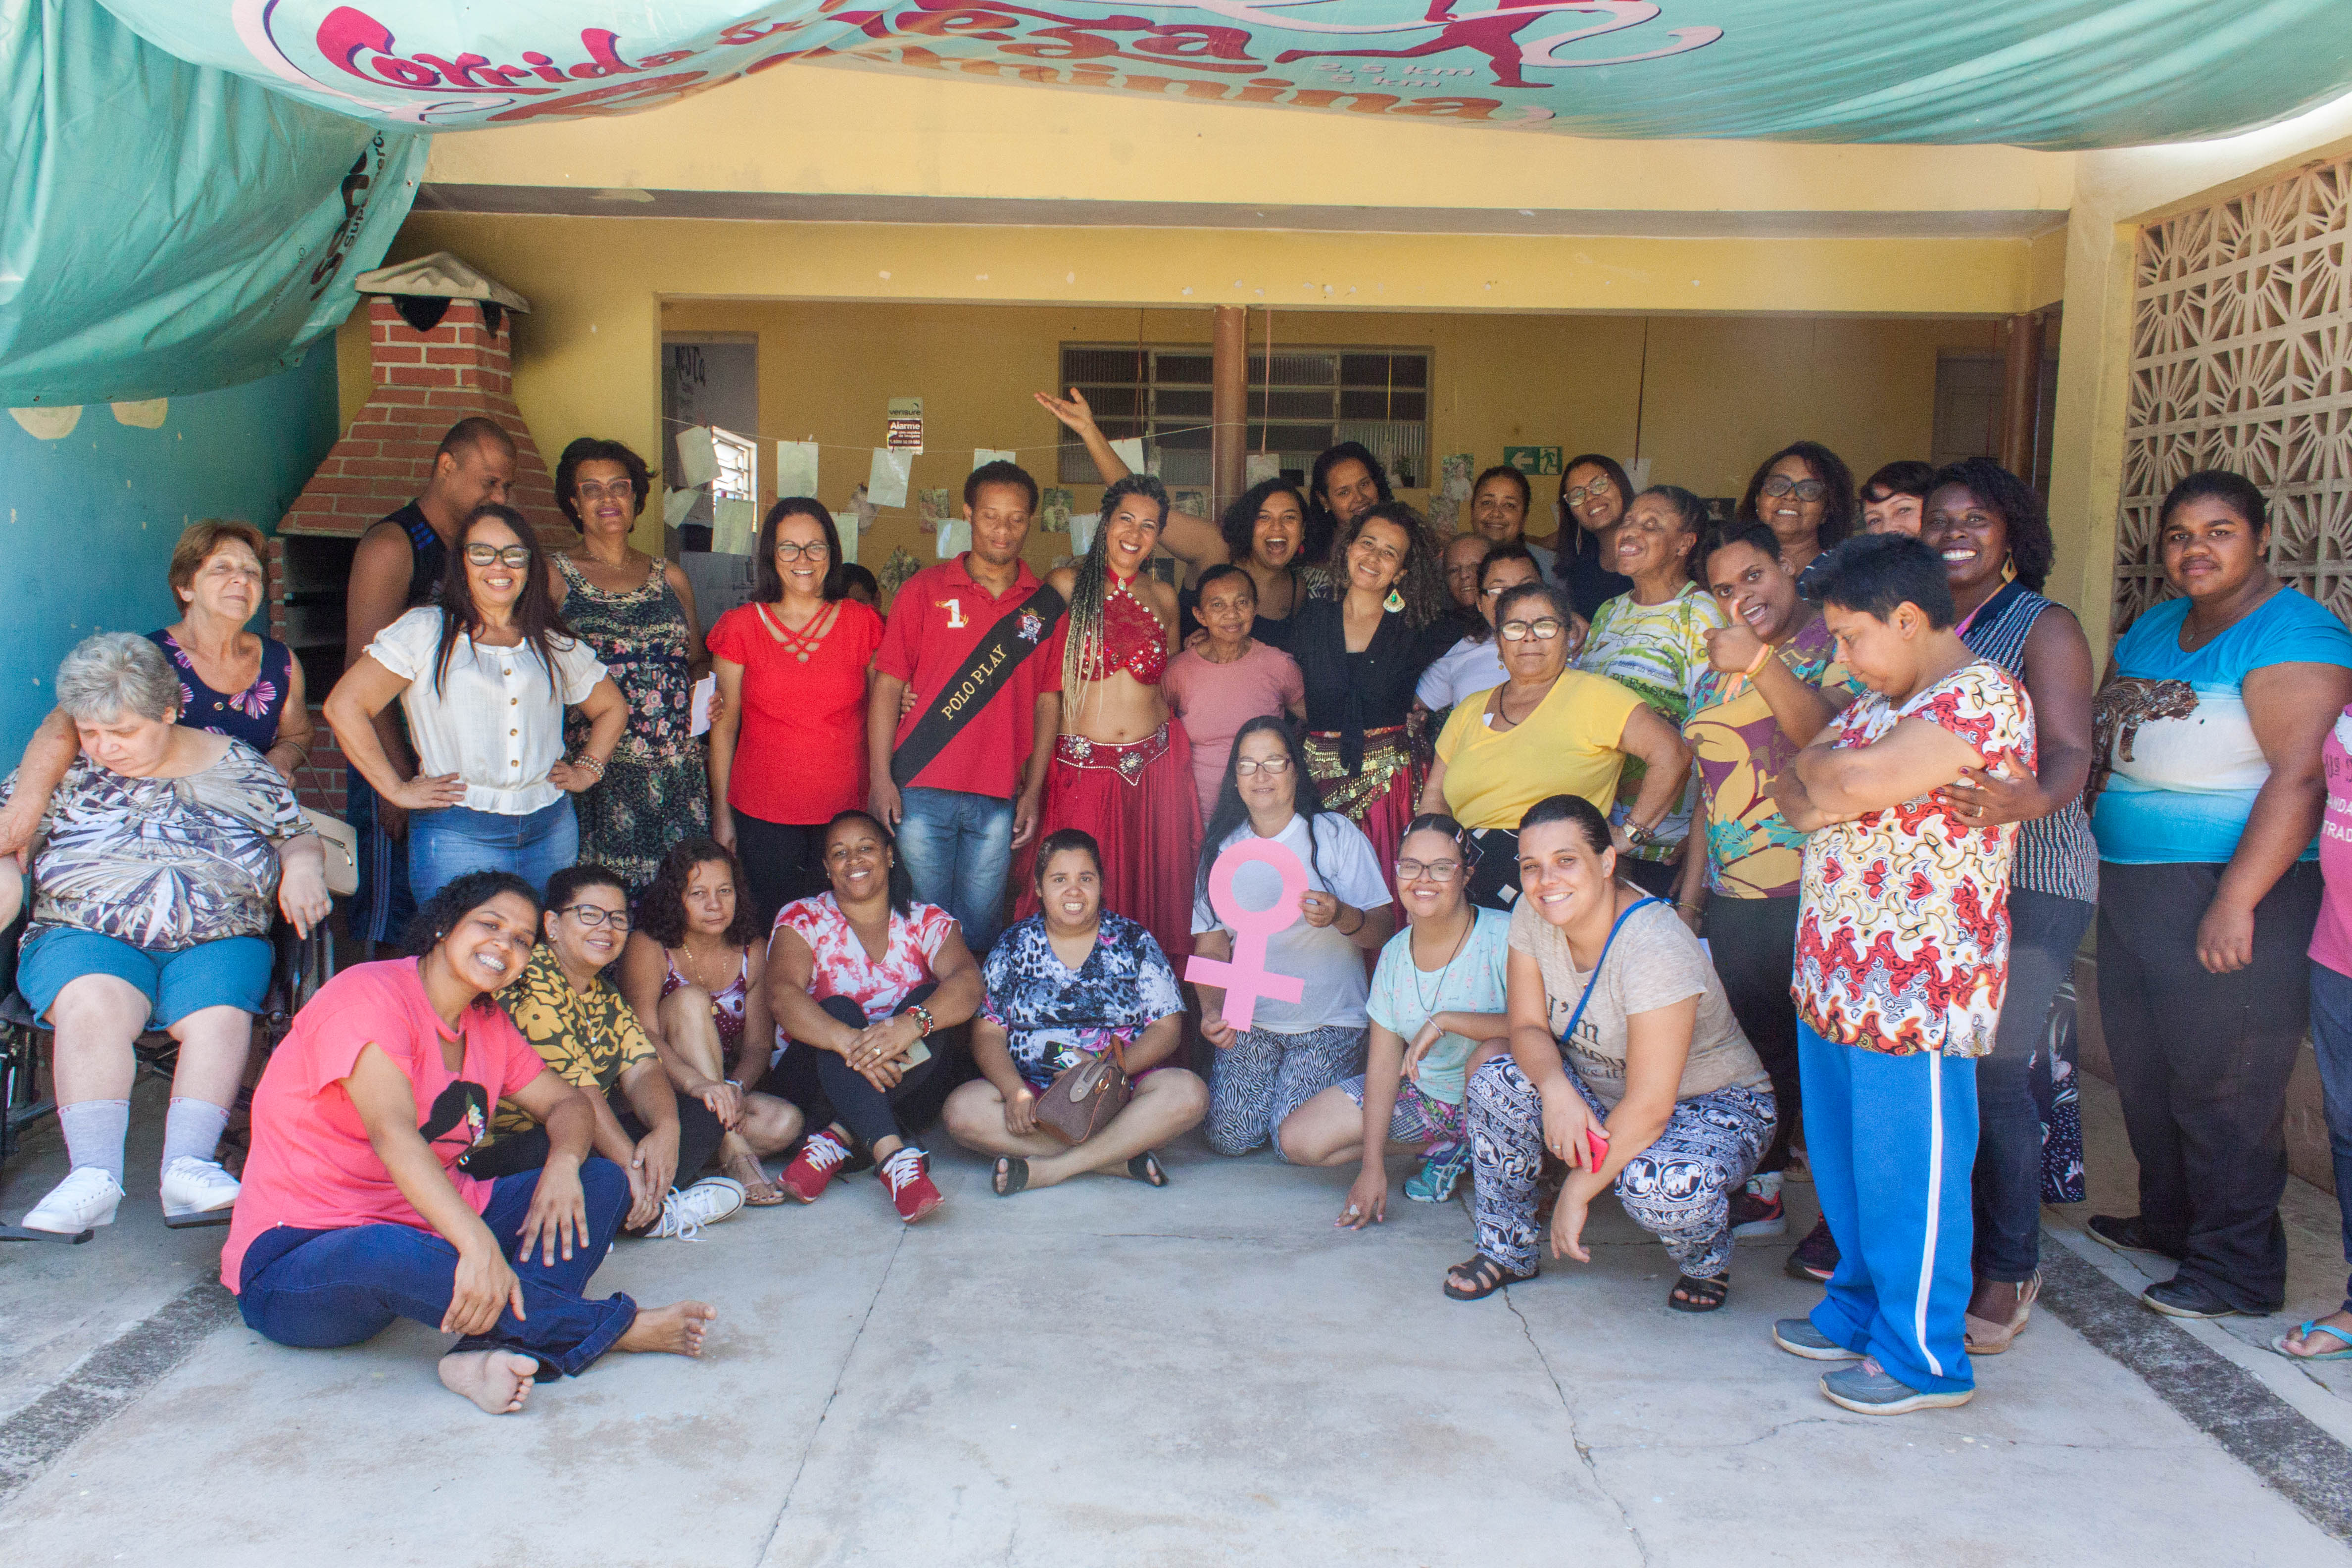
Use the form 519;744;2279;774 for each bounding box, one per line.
1416;634;1510;712
366;607;607;816
1192;811;1391;1034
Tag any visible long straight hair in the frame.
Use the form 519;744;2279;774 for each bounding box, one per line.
434;504;575;698
1196;714;1331;907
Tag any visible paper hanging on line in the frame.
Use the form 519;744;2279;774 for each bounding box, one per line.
973;448;1016;471
661;488;698;529
838;493;861;564
712;497;758;556
1070;511;1101;556
690;675;716;736
1109;437;1145;475
936;519;972;558
867;447;913;509
674;426;719;489
774;440;819;499
1244;452;1281;486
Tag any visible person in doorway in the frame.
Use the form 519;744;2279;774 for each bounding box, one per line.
1469;465;1555;582
1861;460;1937;537
326;505;627;905
946;829;1205;1195
1768;532;2034;1416
867;461;1062;961
1162;563;1307;823
708;498;886;925
2087;470;2352;1321
225;871;716;1415
340;417;518;955
1736;441;1856;576
1552;454;1634;620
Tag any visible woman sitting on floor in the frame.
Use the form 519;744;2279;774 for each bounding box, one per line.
764;810;983;1224
458;864;748;1240
1448;794;1776;1314
223;871;715;1416
1277;815;1512;1220
621;836;801;1205
945;829;1206;1195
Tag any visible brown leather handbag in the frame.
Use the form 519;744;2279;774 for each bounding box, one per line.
1034;1039;1131;1144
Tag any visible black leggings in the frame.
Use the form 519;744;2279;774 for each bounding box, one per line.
762;984;947;1149
1703;895;1802;1175
731;813;830;931
460;1084;727;1223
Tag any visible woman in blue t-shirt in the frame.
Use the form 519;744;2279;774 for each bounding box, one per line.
2087;469;2352;1321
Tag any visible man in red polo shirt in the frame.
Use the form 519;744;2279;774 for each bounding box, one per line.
868;462;1063;957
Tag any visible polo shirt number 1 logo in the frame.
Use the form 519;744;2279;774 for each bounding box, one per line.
941;598;968;629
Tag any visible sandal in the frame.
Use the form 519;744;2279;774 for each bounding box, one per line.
1126;1150;1168;1187
1667;1273;1730;1313
723;1150;785;1206
2273;1320;2352;1361
992;1157;1030;1198
1964;1272;2040;1355
1443;1253;1536;1302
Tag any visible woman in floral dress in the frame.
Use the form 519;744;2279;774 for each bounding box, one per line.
550;437;712;890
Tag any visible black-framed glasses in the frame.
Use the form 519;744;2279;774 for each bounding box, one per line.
1499;618;1566;642
1565;478;1613;503
773;540;830;562
1235;756;1293;776
464;544;533;568
557;903;631;931
1395;858;1464;882
1762;476;1829;502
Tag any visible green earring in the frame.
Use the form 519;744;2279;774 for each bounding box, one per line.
1383;588;1405;613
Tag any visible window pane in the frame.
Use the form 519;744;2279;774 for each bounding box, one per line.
1154;388;1213;418
1064;347;1145;384
1156;353;1214;384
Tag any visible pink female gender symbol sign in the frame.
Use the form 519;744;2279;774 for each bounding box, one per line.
1183;839;1309;1032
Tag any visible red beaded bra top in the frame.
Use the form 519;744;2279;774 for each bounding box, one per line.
1100;575;1169;685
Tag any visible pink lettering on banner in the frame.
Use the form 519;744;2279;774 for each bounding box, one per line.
1184;839;1308;1031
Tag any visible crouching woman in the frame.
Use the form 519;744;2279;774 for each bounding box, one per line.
223;871;715;1415
1447;795;1776;1313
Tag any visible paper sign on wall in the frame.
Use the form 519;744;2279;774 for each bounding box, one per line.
1503;445;1564;477
775;440;819;499
1109;437;1145;475
916;487;955;535
887;396;924;454
974;448;1016;470
868;448;913;509
1038;487;1073;534
1182;839;1309;1032
1244;452;1281;487
1070;512;1100;556
662;488;698;529
675;426;719;489
936;519;972;558
712;497;757;556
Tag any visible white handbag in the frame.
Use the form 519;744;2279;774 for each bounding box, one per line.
302;807;359;897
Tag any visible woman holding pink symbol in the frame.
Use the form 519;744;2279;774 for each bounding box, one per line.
1191;718;1393;1160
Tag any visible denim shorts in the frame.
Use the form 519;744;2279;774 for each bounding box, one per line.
16;926;272;1027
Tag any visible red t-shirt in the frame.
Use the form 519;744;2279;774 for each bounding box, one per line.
873;555;1064;798
707;598;887;825
221;959;549;1291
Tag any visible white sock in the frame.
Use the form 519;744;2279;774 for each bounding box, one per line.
58;1100;131;1186
162;1097;232;1170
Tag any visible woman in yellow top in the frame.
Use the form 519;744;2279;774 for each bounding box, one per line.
1420;581;1692;913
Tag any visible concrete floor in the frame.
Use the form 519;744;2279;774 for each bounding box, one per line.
2;1073;2351;1567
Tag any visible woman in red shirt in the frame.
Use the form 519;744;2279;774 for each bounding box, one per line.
707;499;887;927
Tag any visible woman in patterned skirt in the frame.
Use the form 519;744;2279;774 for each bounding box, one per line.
549;437;712;891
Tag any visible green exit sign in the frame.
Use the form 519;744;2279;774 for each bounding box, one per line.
1503;445;1562;476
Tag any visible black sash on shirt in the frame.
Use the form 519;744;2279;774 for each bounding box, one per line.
890;583;1068;786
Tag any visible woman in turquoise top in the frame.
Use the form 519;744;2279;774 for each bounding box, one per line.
2087;469;2352;1321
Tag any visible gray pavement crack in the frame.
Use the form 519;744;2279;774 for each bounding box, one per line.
753;1224;907;1567
1503;1287;1655;1568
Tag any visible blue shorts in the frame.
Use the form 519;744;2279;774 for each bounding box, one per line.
16;928;272;1028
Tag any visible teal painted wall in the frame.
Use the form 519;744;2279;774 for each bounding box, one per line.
0;344;339;757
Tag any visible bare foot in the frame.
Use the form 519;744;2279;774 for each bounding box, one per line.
438;1348;539;1414
616;1300;717;1357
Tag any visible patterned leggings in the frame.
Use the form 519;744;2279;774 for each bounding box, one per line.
1467;1055;1775;1278
1207;1024;1369;1162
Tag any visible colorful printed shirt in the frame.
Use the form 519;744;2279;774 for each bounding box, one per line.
1794;662;2037;1058
490;943;658;1138
1684;613;1852;899
980;912;1184;1090
1574;585;1726;861
5;741;307;950
773;893;958;1051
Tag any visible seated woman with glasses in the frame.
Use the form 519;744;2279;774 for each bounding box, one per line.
1276;814;1512;1218
459;865;748;1240
1421;582;1690;913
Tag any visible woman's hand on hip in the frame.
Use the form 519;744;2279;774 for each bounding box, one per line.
389;772;467;813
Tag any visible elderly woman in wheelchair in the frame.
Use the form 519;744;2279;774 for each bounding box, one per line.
4;634;329;1236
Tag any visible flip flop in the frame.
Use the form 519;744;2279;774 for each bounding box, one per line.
723;1152;785;1206
993;1157;1031;1198
2272;1320;2352;1361
1126;1150;1168;1187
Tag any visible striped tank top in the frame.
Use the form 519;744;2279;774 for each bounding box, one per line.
1959;582;2098;904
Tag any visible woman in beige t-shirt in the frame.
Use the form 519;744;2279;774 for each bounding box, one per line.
1443;793;1777;1313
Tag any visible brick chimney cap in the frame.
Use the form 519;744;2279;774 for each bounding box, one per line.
354;252;531;313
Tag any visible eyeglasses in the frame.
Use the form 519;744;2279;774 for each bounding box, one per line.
464;544;533;568
1761;476;1829;502
1396;858;1464;882
1234;756;1293;777
1499;618;1567;641
557;903;631;931
773;540;830;562
574;481;635;502
1565;478;1613;503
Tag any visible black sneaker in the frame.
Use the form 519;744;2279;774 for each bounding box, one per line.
2141;1275;2261;1320
1730;1185;1788;1239
2087;1214;2183;1262
1786;1216;1838;1282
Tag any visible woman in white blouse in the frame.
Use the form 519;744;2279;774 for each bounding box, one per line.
327;504;627;906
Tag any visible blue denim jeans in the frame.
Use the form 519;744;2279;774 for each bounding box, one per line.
2308;961;2352;1314
1970;888;2095;1282
236;1158;636;1379
894;786;1013;956
407;796;580;908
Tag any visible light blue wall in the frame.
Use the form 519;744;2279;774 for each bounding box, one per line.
0;344;339;756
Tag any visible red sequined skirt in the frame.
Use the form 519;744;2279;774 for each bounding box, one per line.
1014;719;1203;965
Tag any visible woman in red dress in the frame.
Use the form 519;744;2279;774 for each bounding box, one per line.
1015;475;1201;966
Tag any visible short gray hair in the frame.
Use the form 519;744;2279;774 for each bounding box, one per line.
54;633;180;724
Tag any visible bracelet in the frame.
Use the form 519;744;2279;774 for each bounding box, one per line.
1742;642;1773;678
1340;906;1363;936
570;753;606;778
908;1002;936;1038
1675;900;1704;915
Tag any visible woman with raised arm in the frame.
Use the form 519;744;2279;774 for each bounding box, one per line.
1735;441;1858;577
1181;479;1325;649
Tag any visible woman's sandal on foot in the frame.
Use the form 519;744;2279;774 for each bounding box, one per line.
1127;1150;1168;1187
1443;1253;1536;1301
723;1153;785;1206
992;1157;1030;1198
1667;1273;1730;1313
1964;1273;2039;1355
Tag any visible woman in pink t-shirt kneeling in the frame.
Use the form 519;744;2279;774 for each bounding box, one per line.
223;871;718;1415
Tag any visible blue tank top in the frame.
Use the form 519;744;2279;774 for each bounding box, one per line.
148;629;295;753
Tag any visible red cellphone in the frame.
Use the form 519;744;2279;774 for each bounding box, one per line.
1585;1127;1611;1167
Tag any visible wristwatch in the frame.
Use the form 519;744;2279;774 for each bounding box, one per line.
1622;819;1660;850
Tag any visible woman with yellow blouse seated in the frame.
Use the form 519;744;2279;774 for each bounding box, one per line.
1419;581;1692;913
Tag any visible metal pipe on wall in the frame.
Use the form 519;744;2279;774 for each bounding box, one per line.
1212;305;1247;517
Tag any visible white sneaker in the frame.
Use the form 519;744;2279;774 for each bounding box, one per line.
160;1155;241;1219
23;1167;126;1233
646;1176;746;1240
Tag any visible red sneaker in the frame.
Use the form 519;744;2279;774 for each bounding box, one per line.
878;1145;943;1224
780;1129;851;1204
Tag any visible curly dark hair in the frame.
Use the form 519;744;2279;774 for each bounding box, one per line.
637;836;762;948
1334;500;1447;629
1738;441;1858;550
401;870;542;1007
554;437;654;531
1218;476;1313;566
1928;458;2054;593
